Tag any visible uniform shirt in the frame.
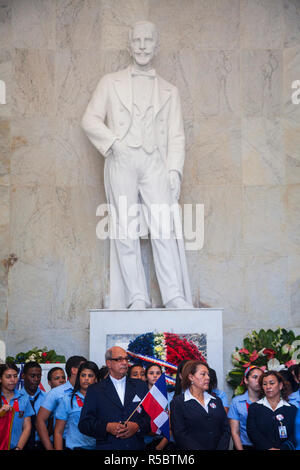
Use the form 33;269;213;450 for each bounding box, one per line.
40;381;73;438
110;375;126;406
184;388;215;412
228;391;253;446
212;388;229;409
55;392;96;450
20;387;46;442
1;390;34;449
288;390;300;408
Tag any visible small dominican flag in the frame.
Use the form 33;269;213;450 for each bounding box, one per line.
141;373;170;440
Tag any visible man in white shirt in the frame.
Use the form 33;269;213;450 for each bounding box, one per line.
78;346;150;450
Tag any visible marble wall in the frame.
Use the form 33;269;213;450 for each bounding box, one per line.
0;0;299;392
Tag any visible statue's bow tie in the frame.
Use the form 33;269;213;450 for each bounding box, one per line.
131;68;156;78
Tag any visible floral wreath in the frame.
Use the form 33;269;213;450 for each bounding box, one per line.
226;328;300;396
127;332;206;384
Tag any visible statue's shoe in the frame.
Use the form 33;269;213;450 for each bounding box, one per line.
129;300;147;309
165;297;193;309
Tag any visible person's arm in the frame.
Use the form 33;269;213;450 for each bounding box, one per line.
229;419;243;450
15;416;31;450
36;406;54;450
215;401;231;450
54;419;65;450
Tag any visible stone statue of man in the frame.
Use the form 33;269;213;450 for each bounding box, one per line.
82;21;193;309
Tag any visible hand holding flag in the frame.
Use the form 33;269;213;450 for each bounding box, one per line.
125;373;170;441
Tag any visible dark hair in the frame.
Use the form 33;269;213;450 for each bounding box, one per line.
128;364;144;377
288;364;300;380
23;361;42;375
279;369;299;393
47;367;65;381
98;365;109;381
259;370;290;401
174;360;189;396
181;360;209;391
0;363;19;406
70;361;99;408
209;368;218;389
145;363;162;378
65;355;87;378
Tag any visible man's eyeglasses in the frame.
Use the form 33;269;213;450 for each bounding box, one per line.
109;356;130;362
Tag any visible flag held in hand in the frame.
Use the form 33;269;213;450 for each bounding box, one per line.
142;373;170;440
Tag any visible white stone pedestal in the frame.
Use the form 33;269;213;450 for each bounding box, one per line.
90;308;224;385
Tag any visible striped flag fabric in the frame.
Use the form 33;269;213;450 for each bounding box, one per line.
141;373;170;440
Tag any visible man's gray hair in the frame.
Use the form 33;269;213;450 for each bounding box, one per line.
105;348;113;361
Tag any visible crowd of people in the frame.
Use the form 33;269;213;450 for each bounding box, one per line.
0;350;299;451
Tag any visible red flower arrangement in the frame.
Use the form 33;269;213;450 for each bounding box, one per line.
164;333;206;374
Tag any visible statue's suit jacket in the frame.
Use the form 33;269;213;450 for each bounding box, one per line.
81;65;186;177
78;376;150;450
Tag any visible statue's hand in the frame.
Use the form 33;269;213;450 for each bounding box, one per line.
111;139;127;160
169;170;181;200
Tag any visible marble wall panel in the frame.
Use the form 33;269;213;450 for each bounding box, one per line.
0;184;9;330
241;49;282;117
8;261;56;331
0;0;12;49
4;326;90;360
171;49;240;119
283;0;300;48
288;255;300;326
243;185;286;256
54;117;104;189
286;184;300;254
244;254;291;327
283;46;300;122
0;118;10;185
10;184;55;265
149;0;240;51
53;184;105;328
283;117;300;185
182;184;243;257
242;117;285;186
10;117;56;187
240;0;284;49
11;0;55;49
56;0;103;50
13;48;55;117
197;254;245;328
181;117;241;188
0;49;11;117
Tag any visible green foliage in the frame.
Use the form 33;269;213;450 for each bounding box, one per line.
227;328;300;396
5;347;66;364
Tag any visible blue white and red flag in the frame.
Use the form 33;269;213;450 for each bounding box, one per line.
141;373;170;440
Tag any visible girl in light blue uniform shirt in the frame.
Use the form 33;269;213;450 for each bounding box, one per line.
0;363;34;450
54;361;99;450
228;366;263;450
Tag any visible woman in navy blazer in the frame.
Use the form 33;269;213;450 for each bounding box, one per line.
247;370;297;450
170;360;230;450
